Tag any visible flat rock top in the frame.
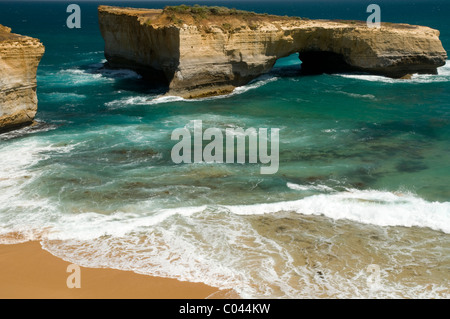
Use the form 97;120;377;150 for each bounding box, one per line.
98;4;437;35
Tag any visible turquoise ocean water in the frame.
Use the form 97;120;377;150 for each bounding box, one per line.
0;0;449;298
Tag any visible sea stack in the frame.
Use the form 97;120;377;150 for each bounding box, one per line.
98;5;447;99
0;25;45;132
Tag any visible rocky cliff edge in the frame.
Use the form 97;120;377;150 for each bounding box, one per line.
0;25;45;132
98;5;447;99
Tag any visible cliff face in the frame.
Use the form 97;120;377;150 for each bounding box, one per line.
0;25;45;132
98;5;447;99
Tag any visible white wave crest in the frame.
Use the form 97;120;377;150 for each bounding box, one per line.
104;75;278;108
338;60;450;84
92;68;142;80
226;188;450;234
40;92;87;102
105;95;184;109
37;191;450;299
287;182;335;192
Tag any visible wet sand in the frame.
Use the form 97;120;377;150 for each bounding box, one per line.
0;241;223;299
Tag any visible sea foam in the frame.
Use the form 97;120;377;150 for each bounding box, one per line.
226;187;450;234
338;60;450;84
104;75;279;108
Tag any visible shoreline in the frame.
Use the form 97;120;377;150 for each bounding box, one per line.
0;241;232;299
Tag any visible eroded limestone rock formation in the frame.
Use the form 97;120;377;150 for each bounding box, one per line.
0;25;45;132
98;5;447;98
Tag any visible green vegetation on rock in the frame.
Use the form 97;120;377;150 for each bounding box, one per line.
164;4;258;19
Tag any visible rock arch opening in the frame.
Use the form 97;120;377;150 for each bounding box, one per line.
269;53;302;78
99;5;447;99
298;51;356;75
270;51;356;77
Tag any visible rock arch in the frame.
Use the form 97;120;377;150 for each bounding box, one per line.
99;6;447;99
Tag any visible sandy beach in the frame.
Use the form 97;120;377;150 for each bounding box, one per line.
0;241;224;299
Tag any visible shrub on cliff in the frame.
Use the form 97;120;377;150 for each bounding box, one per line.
163;5;257;18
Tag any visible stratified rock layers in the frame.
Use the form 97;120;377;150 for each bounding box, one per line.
0;25;45;131
98;6;447;98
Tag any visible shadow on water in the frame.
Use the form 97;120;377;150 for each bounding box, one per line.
357;120;440;140
80;62;170;95
396;160;429;173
